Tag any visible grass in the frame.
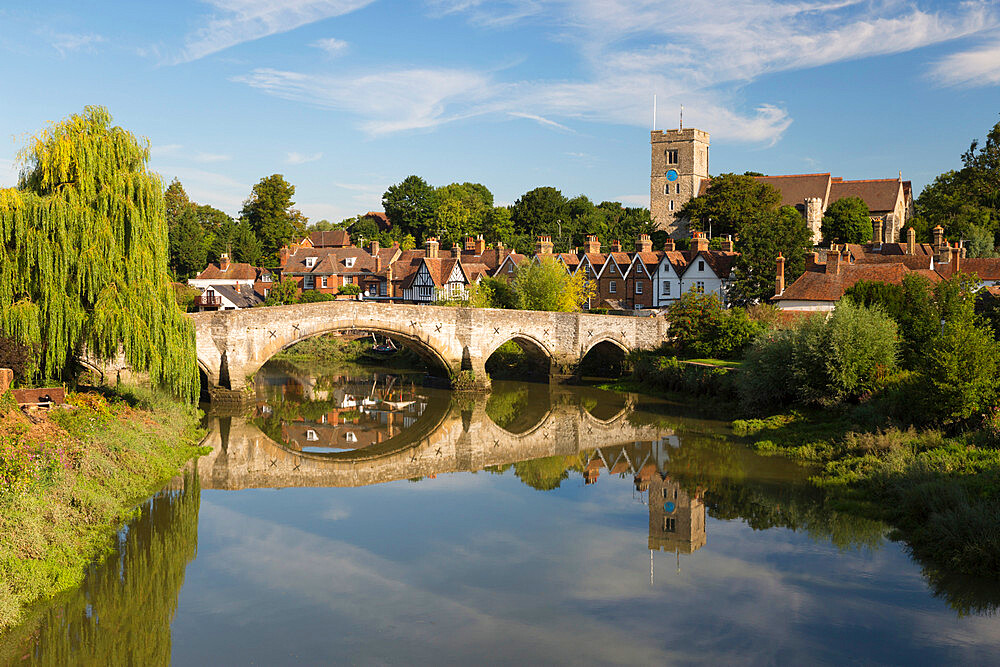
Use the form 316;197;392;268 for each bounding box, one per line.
0;385;205;632
685;358;744;368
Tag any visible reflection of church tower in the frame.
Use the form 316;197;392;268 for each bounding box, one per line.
643;473;706;554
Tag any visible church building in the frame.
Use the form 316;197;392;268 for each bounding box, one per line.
650;128;913;243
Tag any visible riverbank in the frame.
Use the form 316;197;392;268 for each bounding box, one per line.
0;385;205;631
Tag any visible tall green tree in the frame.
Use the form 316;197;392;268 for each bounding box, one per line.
821;197;872;244
241;174;307;263
170;205;207;279
383;175;438;242
510;187;568;240
678;173;781;237
0;106;198;399
731;206;813;306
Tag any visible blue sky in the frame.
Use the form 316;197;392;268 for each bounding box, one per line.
2;0;999;223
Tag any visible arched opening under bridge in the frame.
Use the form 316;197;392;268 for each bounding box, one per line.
579;339;629;379
483;335;552;382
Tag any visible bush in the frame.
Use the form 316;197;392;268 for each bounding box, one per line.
298;290;336;303
738;328;796;413
338;284;361;296
917;316;1000;424
632;352;737;399
666;289;763;359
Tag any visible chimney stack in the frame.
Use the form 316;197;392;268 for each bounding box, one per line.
933;225;945;250
464;236;476;252
806;251;819;268
425;237;439;259
220;253;231;271
826;250;841;275
906;227;915;255
584;235;601;254
873;220;883;245
474;235;486;254
369;239;379;256
611;239;623;253
278;247;289;267
720;235;734;252
775;253;785;296
451;245;462;258
496;240;504;250
535;235;554;255
663;238;675;252
952;244;962;273
637;234;652;253
691;230;709;255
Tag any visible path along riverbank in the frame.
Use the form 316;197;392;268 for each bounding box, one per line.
0;386;205;631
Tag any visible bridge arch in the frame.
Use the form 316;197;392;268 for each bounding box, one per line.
482;333;554;380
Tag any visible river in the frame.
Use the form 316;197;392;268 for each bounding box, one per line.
3;360;1000;665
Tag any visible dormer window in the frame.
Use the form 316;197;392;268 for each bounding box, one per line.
344;257;356;268
261;272;272;283
698;260;705;271
305;257;317;268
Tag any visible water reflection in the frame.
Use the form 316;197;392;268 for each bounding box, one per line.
5;367;1000;663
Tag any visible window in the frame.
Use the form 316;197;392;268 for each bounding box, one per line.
306;429;318;442
344;257;355;268
664;184;669;195
345;432;357;443
263;288;270;298
380;282;387;296
320;276;327;288
635;281;643;294
368;285;376;296
662;282;670;296
261;273;272;283
662;488;670;499
305;257;317;268
507;264;514;273
304;276;315;289
609;280;617;294
419;286;433;299
666;149;678;165
663;517;676;533
669;200;674;211
609;264;615;274
698;260;705;271
695;281;705;293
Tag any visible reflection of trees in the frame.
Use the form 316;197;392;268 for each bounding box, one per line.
921;565;1000;617
485;382;551;434
2;474;200;665
513;455;584;491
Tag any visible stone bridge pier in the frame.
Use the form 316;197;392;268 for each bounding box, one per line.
189;301;667;397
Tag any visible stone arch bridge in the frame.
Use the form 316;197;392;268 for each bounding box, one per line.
190;301;667;394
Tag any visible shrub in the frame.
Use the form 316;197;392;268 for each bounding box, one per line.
666;289;763;359
298;290;336;303
737;327;796;413
338;284;361;296
917;316;1000;424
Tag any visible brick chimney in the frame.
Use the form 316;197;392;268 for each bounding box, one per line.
475;235;486;254
775;253;785;296
496;240;504;250
278;246;290;267
611;239;623;253
826;250;841;275
451;245;462;258
933;225;945;250
220;253;231;271
873;220;883;245
719;235;734;252
375;253;382;273
952;244;962;273
369;239;380;255
691;230;709;255
663;238;675;252
584;235;601;254
907;227;915;255
425;237;439;259
464;236;476;252
536;235;554;255
806;251;820;268
636;234;652;253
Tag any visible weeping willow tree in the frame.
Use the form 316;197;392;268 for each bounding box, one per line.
0;106;198;399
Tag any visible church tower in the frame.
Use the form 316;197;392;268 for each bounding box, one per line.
650;128;710;236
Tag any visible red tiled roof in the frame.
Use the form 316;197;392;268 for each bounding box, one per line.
960;258;1000;281
309;230;351;247
775;262;929;302
194;261;258;281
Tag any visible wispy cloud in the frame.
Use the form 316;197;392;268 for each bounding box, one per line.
312;37;349;55
233;1;999;144
507;111;573;132
286;151;324;164
929;34;1000;87
46;31;105;57
176;0;376;64
151;143;184;158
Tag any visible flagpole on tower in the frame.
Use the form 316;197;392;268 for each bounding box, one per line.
653;95;657;131
680;104;683;131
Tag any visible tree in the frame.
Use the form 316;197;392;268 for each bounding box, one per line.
0;106;198;398
231;220;263;265
483;206;515;247
264;278;299;306
436;182;493;242
822;197;872;244
513;257;593;312
383;175;438;242
677;173;781;237
241;174;307;262
510;187;567;240
170;205;207;279
470;276;517;309
164;178;190;227
730;206;813;306
919;316;1000;423
966;223;997;258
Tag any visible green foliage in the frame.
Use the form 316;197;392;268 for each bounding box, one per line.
241;174;307;262
630;352;738;400
0;106;199;400
511;186;567;241
297;290;335;303
731;206;813;306
512;455;575;491
965;223;997;258
169;205;207;279
382;175;438;243
0;336;34;383
821;197;872;244
918;316;1000;424
338;283;361;296
264;278;299;306
512;257;594;312
470;276;517;309
678;173;781;237
666;289;763;359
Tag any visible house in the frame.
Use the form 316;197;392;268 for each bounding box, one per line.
279;240;401;297
189;254;260;289
396;239;488;303
195;284;264;311
306;229;352;248
189;254;273;308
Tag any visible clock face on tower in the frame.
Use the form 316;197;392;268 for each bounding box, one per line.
666;169;679;182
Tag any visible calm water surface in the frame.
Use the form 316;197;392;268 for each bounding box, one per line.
4;361;1000;665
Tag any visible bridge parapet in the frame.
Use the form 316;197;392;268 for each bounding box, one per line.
190;302;667;394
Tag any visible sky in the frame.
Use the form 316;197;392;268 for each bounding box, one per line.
1;0;999;224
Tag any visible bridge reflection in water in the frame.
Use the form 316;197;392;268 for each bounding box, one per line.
196;379;708;556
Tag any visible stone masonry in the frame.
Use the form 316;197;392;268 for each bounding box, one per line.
650;128;710;236
190;301;668;394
